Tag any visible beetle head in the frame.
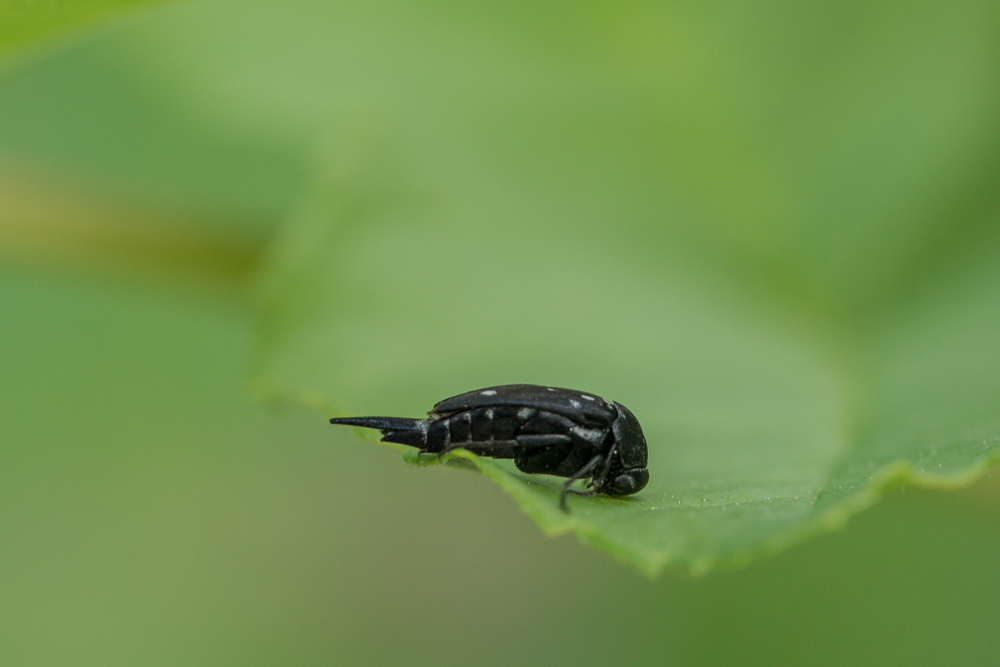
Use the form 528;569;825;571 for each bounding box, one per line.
602;402;649;496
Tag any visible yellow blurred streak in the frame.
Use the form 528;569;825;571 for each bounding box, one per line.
0;0;164;61
0;163;265;295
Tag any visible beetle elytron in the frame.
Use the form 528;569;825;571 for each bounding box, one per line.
330;384;648;511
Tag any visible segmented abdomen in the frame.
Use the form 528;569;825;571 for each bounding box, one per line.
423;405;607;461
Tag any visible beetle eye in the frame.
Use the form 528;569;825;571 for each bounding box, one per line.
606;469;649;496
615;474;638;495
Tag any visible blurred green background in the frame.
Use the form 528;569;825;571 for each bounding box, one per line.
2;0;1000;664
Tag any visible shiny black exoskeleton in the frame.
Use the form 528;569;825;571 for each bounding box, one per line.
330;384;649;511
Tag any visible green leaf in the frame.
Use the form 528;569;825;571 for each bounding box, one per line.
237;0;1000;575
254;175;1000;576
817;235;1000;513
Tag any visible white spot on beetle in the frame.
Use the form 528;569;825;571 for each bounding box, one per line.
569;399;582;408
481;390;497;396
545;387;555;391
517;407;533;419
581;395;595;401
485;408;494;419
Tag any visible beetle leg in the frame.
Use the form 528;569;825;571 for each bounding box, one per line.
559;455;603;513
592;442;618;492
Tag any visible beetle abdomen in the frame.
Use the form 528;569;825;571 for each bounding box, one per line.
425;406;534;457
424;406;609;474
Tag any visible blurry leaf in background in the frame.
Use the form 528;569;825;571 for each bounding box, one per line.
0;5;307;281
0;0;999;578
128;0;1000;309
0;0;164;60
0;166;263;290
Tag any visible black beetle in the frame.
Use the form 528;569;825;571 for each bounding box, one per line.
330;384;648;511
